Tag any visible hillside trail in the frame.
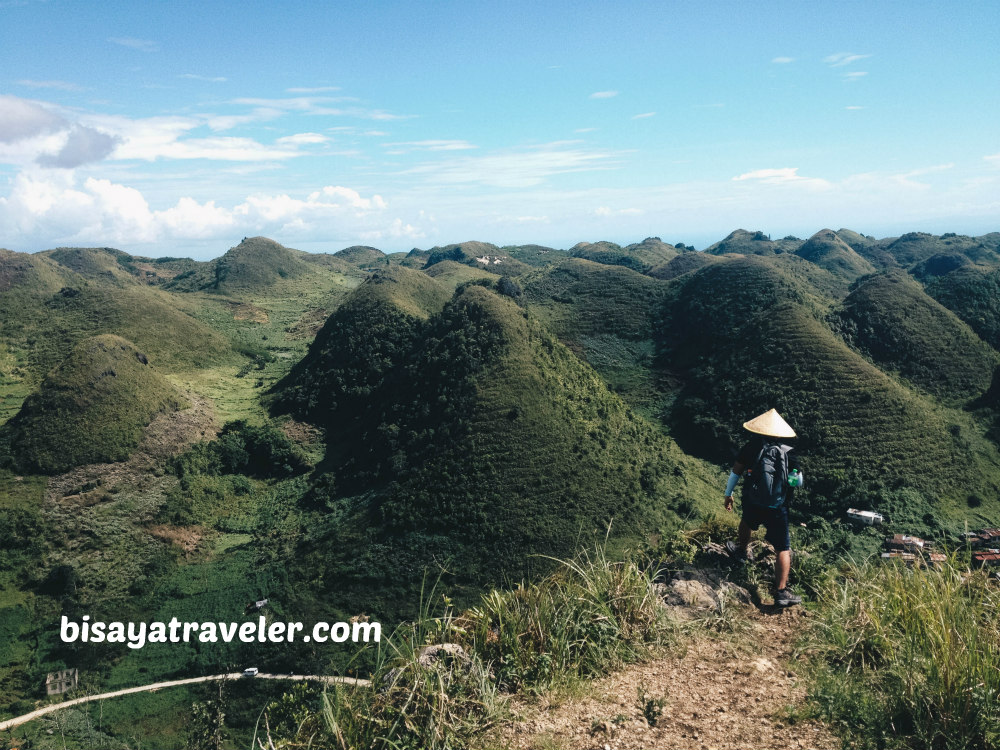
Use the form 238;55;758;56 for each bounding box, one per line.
492;602;838;750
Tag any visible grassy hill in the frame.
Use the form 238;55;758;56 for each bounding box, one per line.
569;238;677;273
795;229;876;282
271;265;452;426
0;251;231;427
424;241;531;276
0;334;185;473
832;271;998;402
924;266;1000;351
211;237;313;292
293;284;717;598
660;259;1000;530
333;245;385;267
423;258;497;287
880;232;1000;268
703;229;802;256
647;251;720;280
522;258;671;406
500;244;568;267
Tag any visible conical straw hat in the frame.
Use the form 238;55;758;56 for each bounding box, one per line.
742;408;796;438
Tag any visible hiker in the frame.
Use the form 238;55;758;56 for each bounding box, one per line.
723;409;803;607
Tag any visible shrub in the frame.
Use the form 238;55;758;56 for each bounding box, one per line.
804;557;1000;749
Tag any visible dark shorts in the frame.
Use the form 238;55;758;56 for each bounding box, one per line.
742;503;791;552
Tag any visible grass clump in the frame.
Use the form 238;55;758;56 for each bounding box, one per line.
262;545;672;748
803;557;1000;749
0;334;184;473
463;545;669;691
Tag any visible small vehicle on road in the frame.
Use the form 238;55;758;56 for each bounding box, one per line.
242;667;259;677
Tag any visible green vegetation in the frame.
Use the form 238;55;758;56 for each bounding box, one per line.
795;228;876;282
569;237;677;273
833;270;998;401
5;228;1000;745
925;267;1000;351
803;558;1000;749
0;335;185;473
257;544;671;750
660;256;1000;532
703;228;800;256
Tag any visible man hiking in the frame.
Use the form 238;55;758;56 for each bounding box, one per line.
724;408;803;607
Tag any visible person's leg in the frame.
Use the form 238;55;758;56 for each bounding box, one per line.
774;549;791;590
737;519;752;549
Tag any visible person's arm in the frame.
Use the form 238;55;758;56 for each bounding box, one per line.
724;459;746;512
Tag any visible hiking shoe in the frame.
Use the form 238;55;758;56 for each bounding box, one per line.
725;540;755;562
775;588;802;607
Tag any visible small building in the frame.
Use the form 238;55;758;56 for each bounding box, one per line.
245;598;269;613
881;551;917;567
974;552;1000;568
45;669;78;696
974;529;1000;547
847;508;885;526
885;534;932;553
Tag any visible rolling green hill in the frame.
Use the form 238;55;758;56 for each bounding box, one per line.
703;229;802;256
424;241;531;276
271;265;452;426
211;237;313;291
522;258;671;406
333;245;385;266
660;259;1000;529
569;237;677;273
881;232;1000;268
795;229;876;282
924;266;1000;351
833;271;998;401
0;334;185;473
647;251;720;280
292;283;718;597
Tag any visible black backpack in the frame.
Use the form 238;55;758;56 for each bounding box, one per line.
742;441;794;509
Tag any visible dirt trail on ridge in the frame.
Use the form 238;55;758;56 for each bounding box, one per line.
493;605;837;750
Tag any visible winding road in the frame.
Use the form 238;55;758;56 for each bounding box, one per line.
0;673;370;732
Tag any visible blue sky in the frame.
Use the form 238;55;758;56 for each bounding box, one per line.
1;0;998;258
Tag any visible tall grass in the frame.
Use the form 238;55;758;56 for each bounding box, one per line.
262;545;671;748
462;545;669;691
804;557;1000;749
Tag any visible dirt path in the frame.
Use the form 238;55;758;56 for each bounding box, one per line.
493;606;837;750
0;673;370;732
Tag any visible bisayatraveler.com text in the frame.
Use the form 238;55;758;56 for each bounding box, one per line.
59;615;381;650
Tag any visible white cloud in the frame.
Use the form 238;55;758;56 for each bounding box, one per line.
382;139;477;152
0;95;66;143
574;127;598;133
985;153;1000;166
108;37;159;53
844;71;868;80
276;132;329;145
732;167;831;189
401;142;622;188
846;105;865;110
15;79;84;91
359;218;423;242
824;52;871;67
590;91;618;99
0;171;392;247
593;206;642;217
0;96;121;168
180;74;228;83
36;126;121;168
632;112;655;119
230;96;411;121
771;57;794;64
286;86;341;94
